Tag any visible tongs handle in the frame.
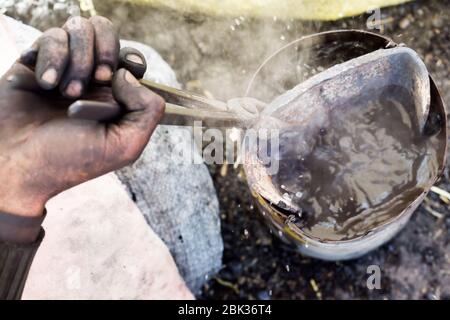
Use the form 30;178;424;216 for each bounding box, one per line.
139;79;244;127
67;78;245;128
140;79;227;111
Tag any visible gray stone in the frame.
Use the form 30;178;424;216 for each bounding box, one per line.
117;125;223;293
117;40;224;294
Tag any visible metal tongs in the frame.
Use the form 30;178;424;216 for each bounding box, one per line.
138;79;262;128
69;30;443;137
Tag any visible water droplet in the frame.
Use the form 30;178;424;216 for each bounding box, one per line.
295;192;303;198
286;265;290;272
257;290;271;300
244;229;249;237
329;204;339;213
282;193;291;201
285;215;296;225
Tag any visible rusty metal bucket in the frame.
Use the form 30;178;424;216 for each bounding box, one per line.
244;30;447;260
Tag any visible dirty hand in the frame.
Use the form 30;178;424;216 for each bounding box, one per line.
0;16;165;217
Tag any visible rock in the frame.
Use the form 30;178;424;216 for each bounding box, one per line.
0;0;78;30
24;174;194;299
0;14;41;75
116;42;224;294
399;17;411;29
257;290;271;300
432;15;443;28
117;123;223;293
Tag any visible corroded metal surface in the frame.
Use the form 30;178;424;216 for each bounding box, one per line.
244;30;447;260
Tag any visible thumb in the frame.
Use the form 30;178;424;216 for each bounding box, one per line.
108;68;165;165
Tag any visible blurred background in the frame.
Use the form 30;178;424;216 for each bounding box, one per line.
1;0;449;299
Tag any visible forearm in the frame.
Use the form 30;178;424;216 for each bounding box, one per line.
0;211;45;300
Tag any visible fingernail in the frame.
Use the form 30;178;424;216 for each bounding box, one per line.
126;53;144;65
95;64;112;82
124;70;141;87
41;68;57;86
65;80;83;97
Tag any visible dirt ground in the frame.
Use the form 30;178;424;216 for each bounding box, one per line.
5;0;450;299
